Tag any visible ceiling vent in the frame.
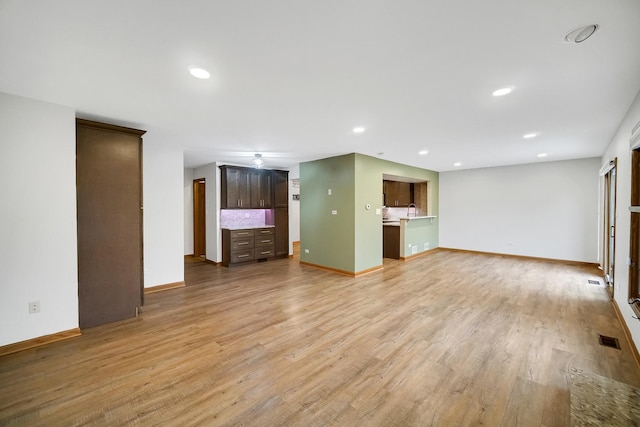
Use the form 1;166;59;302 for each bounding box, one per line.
564;25;599;43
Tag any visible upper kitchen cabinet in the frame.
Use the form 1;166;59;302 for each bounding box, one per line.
221;166;288;209
220;166;251;208
384;180;413;207
273;170;289;208
250;170;272;208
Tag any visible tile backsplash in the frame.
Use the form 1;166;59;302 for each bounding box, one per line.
220;209;269;228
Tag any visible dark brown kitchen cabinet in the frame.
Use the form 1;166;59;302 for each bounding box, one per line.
273;170;289;208
383;225;400;259
220;166;251;208
384;180;413;207
274;208;289;256
222;227;275;266
250;170;272;208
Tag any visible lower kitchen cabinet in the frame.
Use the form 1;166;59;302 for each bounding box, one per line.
383;225;400;259
222;227;278;267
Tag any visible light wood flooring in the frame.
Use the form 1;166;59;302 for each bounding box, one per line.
1;250;639;426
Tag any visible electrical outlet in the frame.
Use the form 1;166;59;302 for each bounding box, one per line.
29;301;40;314
412;246;418;254
424;242;429;250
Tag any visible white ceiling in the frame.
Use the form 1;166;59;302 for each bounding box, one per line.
1;0;639;171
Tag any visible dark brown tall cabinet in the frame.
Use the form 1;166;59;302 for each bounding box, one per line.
273;170;289;257
76;119;145;329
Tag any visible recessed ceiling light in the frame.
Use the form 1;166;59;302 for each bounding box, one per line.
190;68;210;79
353;127;365;133
419;150;429;155
564;25;599;43
537;153;547;158
492;87;513;97
454;162;462;167
523;133;538;139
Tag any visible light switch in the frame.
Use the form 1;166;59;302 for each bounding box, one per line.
375;208;381;215
331;210;338;215
328;189;332;195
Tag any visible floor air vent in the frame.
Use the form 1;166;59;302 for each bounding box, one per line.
587;279;601;285
598;335;621;350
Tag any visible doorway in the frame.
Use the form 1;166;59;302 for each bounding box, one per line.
601;159;617;297
193;179;206;257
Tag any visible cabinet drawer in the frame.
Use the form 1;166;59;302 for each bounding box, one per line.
254;247;274;259
230;229;254;238
254;227;274;236
254;236;274;247
231;237;254;250
231;250;254;263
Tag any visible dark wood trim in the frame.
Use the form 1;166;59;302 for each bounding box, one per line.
438;247;599;267
299;261;384;277
76;118;146;136
400;247;440;261
0;328;82;357
144;281;186;294
611;298;640;372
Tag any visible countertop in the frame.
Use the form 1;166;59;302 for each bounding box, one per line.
221;225;275;230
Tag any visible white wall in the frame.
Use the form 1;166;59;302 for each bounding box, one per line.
143;142;184;287
0;92;79;346
184;168;194;255
601;88;640;355
193;163;220;262
440;158;600;262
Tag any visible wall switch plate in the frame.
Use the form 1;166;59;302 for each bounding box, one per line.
331;210;337;215
328;189;332;195
375;208;381;215
29;301;40;314
304;249;310;253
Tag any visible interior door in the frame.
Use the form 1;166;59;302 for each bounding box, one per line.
76;119;144;329
193;179;206;257
602;160;617;296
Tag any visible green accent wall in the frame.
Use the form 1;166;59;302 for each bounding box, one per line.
300;153;439;274
300;154;356;272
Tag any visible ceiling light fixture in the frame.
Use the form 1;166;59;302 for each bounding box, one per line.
454;162;462;167
419;150;429;155
523;133;538;139
251;153;264;168
537;153;547;158
564;25;599;43
353;127;365;133
492;87;513;97
190;67;210;79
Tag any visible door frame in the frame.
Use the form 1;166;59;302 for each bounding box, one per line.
600;158;617;296
193;178;206;257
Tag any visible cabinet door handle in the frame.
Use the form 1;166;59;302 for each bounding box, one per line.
261;251;270;255
261;240;271;243
238;254;250;258
238;242;249;246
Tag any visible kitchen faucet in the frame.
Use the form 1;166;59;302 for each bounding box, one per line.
407;203;416;217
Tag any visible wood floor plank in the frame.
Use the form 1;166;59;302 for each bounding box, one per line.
0;251;639;426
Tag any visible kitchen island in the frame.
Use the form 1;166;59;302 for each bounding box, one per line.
383;216;437;259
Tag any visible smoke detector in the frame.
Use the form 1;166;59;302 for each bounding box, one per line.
564;25;599;43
